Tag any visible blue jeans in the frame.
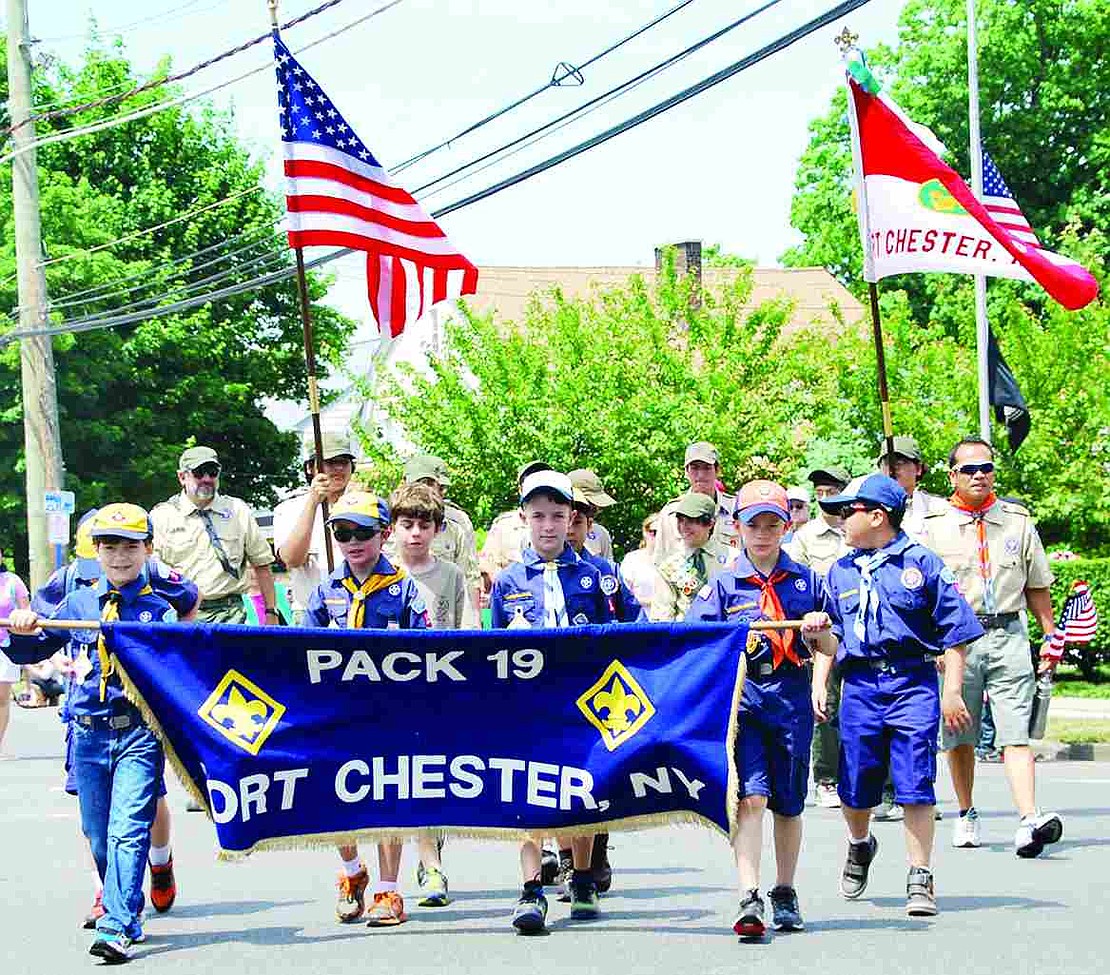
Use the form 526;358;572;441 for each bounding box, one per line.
72;719;163;939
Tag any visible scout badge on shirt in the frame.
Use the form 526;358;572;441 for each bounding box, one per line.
507;606;532;629
72;646;93;683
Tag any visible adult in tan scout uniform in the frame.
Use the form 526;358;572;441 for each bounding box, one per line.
653;442;737;566
151;445;276;624
876;436;944;542
924;437;1063;858
480;460;551;584
568;469;616;561
272;431;357;625
648;493;733;622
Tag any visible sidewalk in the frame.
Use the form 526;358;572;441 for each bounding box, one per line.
1051;695;1110;720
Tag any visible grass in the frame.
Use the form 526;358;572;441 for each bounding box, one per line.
1046;717;1110;744
1052;664;1110;699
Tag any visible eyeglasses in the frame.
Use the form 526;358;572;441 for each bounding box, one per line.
331;526;380;543
788;500;808;510
953;462;994;476
190;463;221;479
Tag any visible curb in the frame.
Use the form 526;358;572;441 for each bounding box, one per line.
1030;739;1110;762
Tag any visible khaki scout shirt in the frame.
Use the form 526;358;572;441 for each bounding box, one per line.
923;498;1053;615
480;509;529;578
785;516;848;577
653;491;738;566
585;521;614;562
151;492;273;600
648;537;734;622
443;500;481;593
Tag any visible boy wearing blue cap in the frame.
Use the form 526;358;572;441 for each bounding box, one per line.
304;490;429;928
6;504;183;964
687;480;836;938
818;475;982;917
489;469;614;934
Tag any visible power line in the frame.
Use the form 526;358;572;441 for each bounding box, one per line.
32;1;221;44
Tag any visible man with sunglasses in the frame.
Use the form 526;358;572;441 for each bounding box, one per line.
923;437;1063;858
151;446;276;625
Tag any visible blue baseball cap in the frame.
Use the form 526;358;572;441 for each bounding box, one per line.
817;473;907;516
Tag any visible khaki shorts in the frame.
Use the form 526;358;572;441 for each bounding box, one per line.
942;620;1034;750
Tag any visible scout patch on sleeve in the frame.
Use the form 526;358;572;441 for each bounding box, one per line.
940;567;957;585
1004;535;1021;556
900;567;924;590
794;578;808;592
388;584;401;596
580;575;594;590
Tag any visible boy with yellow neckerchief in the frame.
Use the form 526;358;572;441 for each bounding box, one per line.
304;491;429;928
6;504;180;964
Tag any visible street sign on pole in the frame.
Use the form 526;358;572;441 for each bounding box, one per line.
44;490;76;514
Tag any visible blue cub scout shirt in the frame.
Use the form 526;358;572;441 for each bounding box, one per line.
6;570;178;720
490;545;614;628
824;532;984;664
580;549;642;623
33;557;198;618
305;554;429;629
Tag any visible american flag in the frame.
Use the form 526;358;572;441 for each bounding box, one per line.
1045;580;1098;660
982;150;1040;248
272;33;478;338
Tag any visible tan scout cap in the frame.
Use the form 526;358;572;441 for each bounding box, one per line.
178;445;219;472
302;430;356;463
673;492;717;520
684;441;719;467
568;469;616;508
405;454;451;486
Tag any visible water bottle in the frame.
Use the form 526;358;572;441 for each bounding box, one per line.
1028;671;1053;740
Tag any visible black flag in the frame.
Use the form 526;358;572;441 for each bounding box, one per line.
987;328;1030;452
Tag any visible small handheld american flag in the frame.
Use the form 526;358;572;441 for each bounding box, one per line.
272;32;478;338
1043;580;1098;661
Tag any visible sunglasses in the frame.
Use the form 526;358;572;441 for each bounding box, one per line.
190;463;221;478
788;500;808;509
953;462;994;476
331;526;380;543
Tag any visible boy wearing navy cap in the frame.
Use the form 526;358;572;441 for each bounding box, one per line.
819;475;982;917
489;470;614;934
7;504;183;964
305;491;429;929
687;480;836;938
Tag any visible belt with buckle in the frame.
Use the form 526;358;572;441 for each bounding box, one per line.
977;612;1019;630
846;656;931;675
74;712;141;731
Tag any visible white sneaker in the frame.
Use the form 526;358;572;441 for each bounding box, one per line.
815;782;841;808
1015;811;1063;858
952;807;982;848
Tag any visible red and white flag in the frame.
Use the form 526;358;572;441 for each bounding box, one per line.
845;78;1098;311
274;33;478;337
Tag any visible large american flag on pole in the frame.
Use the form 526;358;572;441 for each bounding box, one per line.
272;33;478;337
981;150;1039;248
1044;580;1099;661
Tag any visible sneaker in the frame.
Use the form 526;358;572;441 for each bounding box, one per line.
149;857;176;913
732;888;765;938
89;931;132;965
556;848;573;903
511;883;548;934
83;891;105;930
365;890;407;927
768;885;804;931
417;867;450;907
815;782;841;808
540;847;560;886
185;796;205;812
569;873;600;920
335;867;369;923
906;866;937;917
415;837;446;889
952;808;982;848
1015;812;1063;858
839;834;879;899
591;833;612;894
873;798;904;822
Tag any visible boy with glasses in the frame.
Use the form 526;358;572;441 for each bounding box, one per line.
305;491;429;928
923;438;1063;857
819;474;982;917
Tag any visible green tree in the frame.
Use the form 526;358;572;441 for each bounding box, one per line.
0;40;355;563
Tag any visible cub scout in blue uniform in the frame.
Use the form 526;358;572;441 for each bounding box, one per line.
305;491;428;930
686;480;835;939
7;504;180;965
819;474;982;919
489;470;614;935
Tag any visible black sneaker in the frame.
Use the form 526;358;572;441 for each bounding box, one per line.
540;846;560;886
839;834;879;899
569;872;600;920
591;833;612;894
768;885;804;931
511;882;548;934
906;866;937;917
732;888;765;938
556;849;574;903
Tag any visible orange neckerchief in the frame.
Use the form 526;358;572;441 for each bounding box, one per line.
949;492;998;613
741;569;801;668
341;569;406;629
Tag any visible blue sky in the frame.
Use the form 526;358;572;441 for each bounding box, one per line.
35;1;907;270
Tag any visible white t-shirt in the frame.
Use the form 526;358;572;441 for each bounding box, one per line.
272;492;339;613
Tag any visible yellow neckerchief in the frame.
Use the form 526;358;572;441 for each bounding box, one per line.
97;583;153;701
340;568;406;628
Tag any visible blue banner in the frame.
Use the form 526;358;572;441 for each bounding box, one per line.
106;621;747;856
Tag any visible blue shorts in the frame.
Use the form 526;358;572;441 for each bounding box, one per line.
837;662;939;809
735;668;814;817
64;723;168;799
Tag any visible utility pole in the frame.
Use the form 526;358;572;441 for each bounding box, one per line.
7;0;65;588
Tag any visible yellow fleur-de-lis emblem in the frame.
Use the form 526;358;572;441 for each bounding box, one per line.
198;670;285;755
577;660;656;751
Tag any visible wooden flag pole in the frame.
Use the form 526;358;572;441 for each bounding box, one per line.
271;0;333;572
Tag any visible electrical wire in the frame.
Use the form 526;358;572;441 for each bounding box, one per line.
33;1;221;44
0;0;873;345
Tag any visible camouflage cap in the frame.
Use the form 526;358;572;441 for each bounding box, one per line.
875;435;926;472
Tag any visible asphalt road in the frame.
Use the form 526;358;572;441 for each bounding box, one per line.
2;706;1108;975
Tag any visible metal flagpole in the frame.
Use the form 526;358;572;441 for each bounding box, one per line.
967;0;992;442
269;0;333;571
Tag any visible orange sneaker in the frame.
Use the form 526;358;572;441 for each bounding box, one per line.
365;890;407;927
335;867;369;923
149;857;177;913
